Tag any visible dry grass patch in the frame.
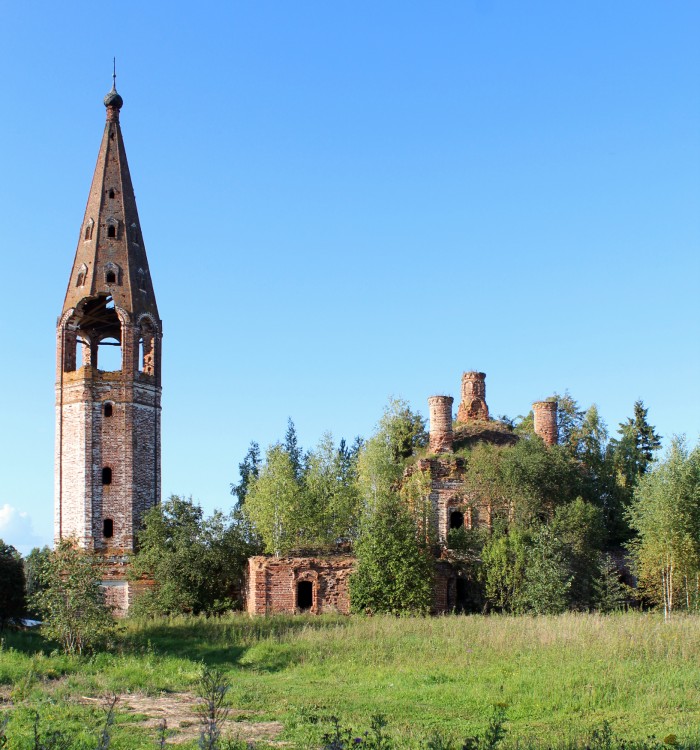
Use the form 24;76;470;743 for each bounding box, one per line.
76;692;284;745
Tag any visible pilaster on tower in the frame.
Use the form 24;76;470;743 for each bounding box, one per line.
55;81;162;612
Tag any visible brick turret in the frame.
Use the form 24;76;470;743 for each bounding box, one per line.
533;400;558;446
456;371;489;422
55;79;161;612
428;396;454;453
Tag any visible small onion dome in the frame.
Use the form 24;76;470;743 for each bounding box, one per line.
104;86;123;110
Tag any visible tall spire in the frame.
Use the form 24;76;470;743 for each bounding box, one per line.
61;80;158;326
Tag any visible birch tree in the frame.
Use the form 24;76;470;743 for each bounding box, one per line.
626;438;700;619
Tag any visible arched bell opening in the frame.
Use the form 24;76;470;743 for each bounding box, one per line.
61;294;123;373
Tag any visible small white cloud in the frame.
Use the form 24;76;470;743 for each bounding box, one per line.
0;503;47;556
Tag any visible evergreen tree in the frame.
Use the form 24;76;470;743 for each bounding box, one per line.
611;400;662;490
551;498;605;610
592;553;631;612
230;441;261;506
284;418;305;480
518;525;572;615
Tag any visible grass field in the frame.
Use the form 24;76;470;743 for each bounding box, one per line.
1;612;699;748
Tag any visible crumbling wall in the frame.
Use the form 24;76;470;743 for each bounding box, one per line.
457;371;489;422
533;400;558;446
247;556;355;615
428;395;454;453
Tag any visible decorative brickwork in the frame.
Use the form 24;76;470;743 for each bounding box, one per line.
456;371;489;422
533;400;558;446
428;395;454;453
55;84;161;613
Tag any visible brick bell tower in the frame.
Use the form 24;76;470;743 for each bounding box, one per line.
55;77;161;609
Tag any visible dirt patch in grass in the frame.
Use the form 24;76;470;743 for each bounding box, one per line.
78;692;284;745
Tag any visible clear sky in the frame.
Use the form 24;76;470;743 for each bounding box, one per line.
0;1;698;555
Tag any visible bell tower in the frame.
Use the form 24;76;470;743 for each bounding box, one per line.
55;79;161;609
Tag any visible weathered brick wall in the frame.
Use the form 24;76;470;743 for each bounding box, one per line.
247;556;355;615
533;400;558;446
55;365;160;555
457;371;489;422
409;458;493;544
428;395;454;453
247;554;457;616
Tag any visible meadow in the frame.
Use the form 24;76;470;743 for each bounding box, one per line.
1;612;699;748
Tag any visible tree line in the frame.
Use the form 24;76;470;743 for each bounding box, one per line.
2;393;699;640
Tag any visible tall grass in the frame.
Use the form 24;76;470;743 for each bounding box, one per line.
1;613;699;748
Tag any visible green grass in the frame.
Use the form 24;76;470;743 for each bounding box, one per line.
1;612;700;748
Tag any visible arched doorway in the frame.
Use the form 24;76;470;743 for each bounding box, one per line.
297;580;313;612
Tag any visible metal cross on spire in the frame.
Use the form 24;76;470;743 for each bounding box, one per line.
112;57;117;90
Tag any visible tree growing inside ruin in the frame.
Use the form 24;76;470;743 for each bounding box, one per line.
350;399;433;613
243;427;364;555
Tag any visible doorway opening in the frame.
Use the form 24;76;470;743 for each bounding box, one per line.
297;581;313;612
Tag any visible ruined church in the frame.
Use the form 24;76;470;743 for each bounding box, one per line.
55;86;559;615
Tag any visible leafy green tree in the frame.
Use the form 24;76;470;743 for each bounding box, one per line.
626;438;700;619
304;432;362;544
554;392;585;450
31;540;113;654
245;432;363;554
0;540;25;626
23;545;51;619
131;495;259;615
244;444;314;554
350;493;433;614
481;530;529;613
482;529;529;612
350;399;433;613
519;525;573;615
230;441;261;506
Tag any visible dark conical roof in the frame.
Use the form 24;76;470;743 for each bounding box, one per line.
61;88;159;324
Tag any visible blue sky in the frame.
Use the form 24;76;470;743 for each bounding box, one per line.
0;2;698;554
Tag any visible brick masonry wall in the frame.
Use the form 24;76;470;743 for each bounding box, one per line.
247;554;458;616
55;365;160;555
247;556;356;615
409;458;494;543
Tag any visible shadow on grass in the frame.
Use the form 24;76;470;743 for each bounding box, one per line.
0;627;53;656
118;613;352;671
